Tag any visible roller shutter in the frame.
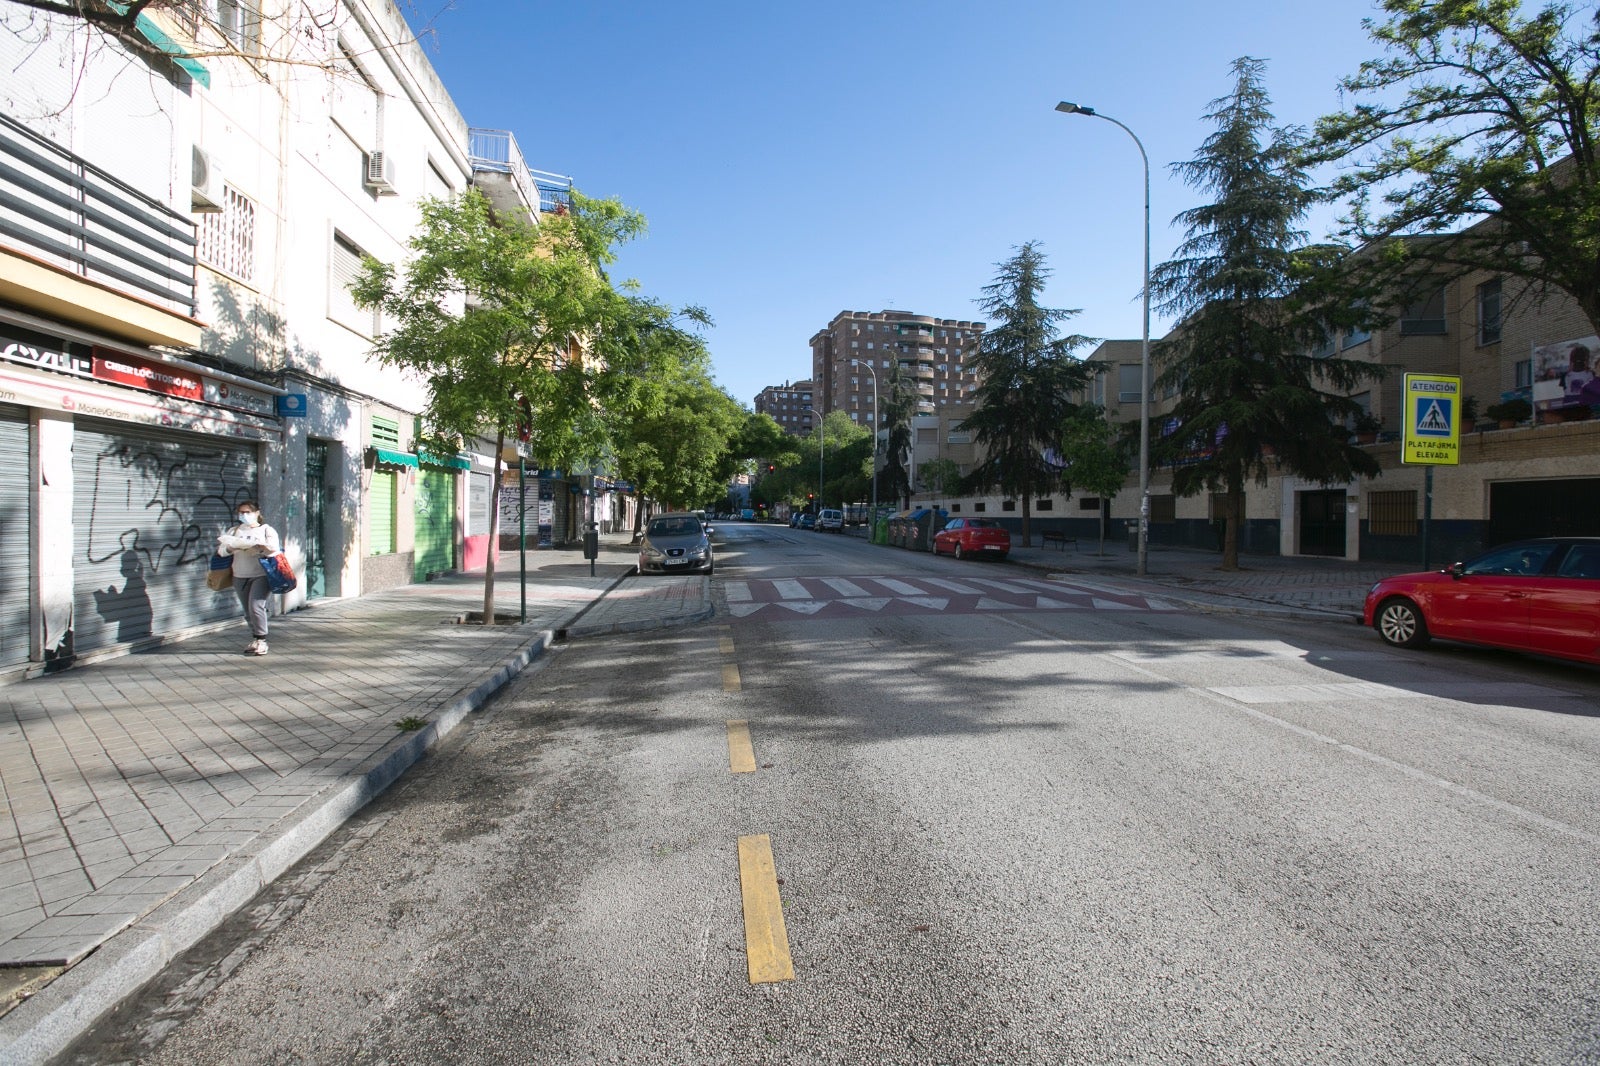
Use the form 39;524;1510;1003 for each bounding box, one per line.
0;405;30;667
413;466;455;580
369;468;396;554
71;420;257;653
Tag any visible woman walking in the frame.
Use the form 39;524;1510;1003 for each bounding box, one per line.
217;500;280;655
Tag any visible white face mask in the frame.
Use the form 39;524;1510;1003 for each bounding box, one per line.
237;511;260;527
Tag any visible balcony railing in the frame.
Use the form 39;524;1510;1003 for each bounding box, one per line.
468;128;573;216
0;113;197;317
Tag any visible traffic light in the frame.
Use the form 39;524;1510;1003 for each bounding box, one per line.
806;493;814;500
767;464;775;473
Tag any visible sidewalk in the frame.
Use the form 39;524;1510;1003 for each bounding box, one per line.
0;533;707;1064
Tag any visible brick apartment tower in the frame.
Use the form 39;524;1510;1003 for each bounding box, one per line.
753;379;816;437
809;310;986;426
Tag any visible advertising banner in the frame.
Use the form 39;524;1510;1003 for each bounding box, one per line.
1531;335;1600;412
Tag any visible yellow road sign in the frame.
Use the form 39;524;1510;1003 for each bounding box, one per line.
1401;373;1461;465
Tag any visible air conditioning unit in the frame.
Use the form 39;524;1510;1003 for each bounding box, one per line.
191;145;224;213
364;151;397;195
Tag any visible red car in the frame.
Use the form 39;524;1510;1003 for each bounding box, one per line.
1363;537;1600;664
932;518;1011;561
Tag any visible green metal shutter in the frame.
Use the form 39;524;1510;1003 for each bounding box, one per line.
369;468;396;555
0;405;30;666
71;419;257;654
413;466;455;579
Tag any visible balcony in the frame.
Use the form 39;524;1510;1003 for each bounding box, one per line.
0;114;199;344
468;128;573;224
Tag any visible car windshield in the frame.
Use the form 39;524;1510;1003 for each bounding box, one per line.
967;519;998;528
1462;543;1555;576
648;518;701;537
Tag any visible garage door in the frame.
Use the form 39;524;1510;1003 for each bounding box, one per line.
72;420;258;653
0;405;29;667
1489;478;1600;545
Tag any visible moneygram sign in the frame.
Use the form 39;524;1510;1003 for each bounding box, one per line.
1401;373;1461;466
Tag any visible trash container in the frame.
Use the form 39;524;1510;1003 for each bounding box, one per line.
1127;525;1139;552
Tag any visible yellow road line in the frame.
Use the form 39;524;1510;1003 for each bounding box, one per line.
719;636;736;656
737;834;794;983
722;663;741;692
726;719;757;773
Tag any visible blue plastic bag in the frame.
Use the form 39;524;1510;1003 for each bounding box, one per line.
259;552;297;593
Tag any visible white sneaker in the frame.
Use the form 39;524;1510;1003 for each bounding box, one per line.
252;640;269;656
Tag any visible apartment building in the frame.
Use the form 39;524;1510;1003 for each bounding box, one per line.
913;270;1600;562
0;0;573;673
809;310;985;427
754;379;815;436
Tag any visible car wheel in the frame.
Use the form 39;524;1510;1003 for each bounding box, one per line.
1376;597;1430;649
954;542;965;560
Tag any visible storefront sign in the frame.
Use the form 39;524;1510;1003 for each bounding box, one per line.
2;335;92;377
276;393;308;417
208;379;276;416
0;365;280;442
92;347;203;400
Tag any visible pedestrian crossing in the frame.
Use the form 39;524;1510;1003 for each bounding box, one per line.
719;574;1179;620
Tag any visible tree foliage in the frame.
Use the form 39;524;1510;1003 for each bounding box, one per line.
960;242;1093;546
876;361;916;507
1308;0;1600;331
1152;58;1382;570
1055;407;1129;554
351;188;646;618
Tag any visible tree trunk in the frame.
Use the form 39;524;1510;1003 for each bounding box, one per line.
482;424;506;623
1021;491;1032;548
1221;480;1243;571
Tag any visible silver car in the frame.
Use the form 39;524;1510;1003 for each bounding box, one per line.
638;512;714;575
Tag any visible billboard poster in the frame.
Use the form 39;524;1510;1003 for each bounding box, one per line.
1531;335;1600;412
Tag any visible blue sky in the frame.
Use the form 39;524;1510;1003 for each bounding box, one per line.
404;1;1390;408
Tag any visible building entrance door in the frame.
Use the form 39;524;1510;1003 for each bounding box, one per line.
305;440;328;600
1298;489;1347;557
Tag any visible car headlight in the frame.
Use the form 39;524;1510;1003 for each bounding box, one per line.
688;546;708;558
642;545;665;559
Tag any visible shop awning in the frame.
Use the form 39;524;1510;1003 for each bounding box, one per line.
371;447;418;468
419;451;471;470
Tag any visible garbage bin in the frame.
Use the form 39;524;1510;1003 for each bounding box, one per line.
1127;525;1139;552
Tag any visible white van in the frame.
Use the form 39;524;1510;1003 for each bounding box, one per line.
816;508;844;532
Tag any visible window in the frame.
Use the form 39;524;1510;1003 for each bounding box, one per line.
973;502;986;512
370;414;400;448
951;504;961;513
1036;499;1054;511
1002;500;1016;512
1399;285;1447;335
197;185;256;283
331;232;380;336
1342;323;1371;349
1310;328;1336;359
1150;495;1177;524
1515;359;1532;388
1368;490;1417;536
213;0;262;53
1477;279;1502;345
1079;497;1101;511
1118;364;1142;403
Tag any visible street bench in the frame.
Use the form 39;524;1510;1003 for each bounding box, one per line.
1041;530;1077;551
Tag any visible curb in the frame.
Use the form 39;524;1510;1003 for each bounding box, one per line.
0;627;560;1065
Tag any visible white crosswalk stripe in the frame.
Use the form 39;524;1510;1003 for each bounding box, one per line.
873;578;927;595
821;577;872;597
725;581;752;602
921;577;987;595
772;579;811;600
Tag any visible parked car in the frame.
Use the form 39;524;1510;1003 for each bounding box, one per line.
1363;537;1600;663
817;508;844;532
798;513;816;531
638;512;714;575
932;517;1011;561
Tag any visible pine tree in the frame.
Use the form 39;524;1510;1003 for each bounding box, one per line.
961;242;1093;546
1151;57;1381;570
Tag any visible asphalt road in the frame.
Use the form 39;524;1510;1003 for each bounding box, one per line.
69;524;1600;1064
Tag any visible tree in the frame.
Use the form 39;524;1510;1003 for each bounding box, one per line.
918;458;964;497
1056;407;1130;555
1151;57;1381;571
351;188;646;622
876;361;916;507
1308;1;1600;331
810;410;872;509
960;242;1094;547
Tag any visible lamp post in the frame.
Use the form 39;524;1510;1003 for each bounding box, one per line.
851;358;879;536
1055;100;1151;576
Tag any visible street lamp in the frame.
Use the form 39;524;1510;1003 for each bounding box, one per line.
1054;100;1151;576
851;358;879;536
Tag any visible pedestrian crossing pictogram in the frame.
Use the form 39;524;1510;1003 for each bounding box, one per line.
1415;398;1451;435
719;574;1178;621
